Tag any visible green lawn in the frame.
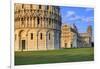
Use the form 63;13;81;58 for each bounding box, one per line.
15;48;94;65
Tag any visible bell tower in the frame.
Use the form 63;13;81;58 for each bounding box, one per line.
87;25;92;37
87;25;92;47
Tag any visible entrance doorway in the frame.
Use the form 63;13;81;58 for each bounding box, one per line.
65;43;67;48
22;40;25;51
71;44;72;48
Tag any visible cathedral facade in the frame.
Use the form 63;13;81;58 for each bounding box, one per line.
14;3;62;51
61;24;92;48
61;24;79;48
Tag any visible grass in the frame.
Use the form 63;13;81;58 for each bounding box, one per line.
15;48;94;65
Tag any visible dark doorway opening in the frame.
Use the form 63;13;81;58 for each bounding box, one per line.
91;42;94;47
22;40;25;51
71;44;72;48
65;43;67;48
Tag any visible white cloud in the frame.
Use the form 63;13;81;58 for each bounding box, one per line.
66;11;76;18
81;17;94;22
64;10;94;23
68;15;81;21
64;11;81;21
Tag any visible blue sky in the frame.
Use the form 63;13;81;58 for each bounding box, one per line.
60;6;94;33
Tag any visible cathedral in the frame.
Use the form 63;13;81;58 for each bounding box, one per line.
14;3;62;51
61;24;92;48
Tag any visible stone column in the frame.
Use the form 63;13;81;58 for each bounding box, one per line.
15;33;19;51
26;33;28;51
33;17;35;28
19;18;21;28
19;35;21;51
45;33;47;49
35;17;37;28
43;17;45;28
37;33;38;49
28;17;30;28
41;18;42;27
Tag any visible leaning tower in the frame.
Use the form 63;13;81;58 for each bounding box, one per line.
14;3;62;51
87;25;92;37
87;25;92;47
